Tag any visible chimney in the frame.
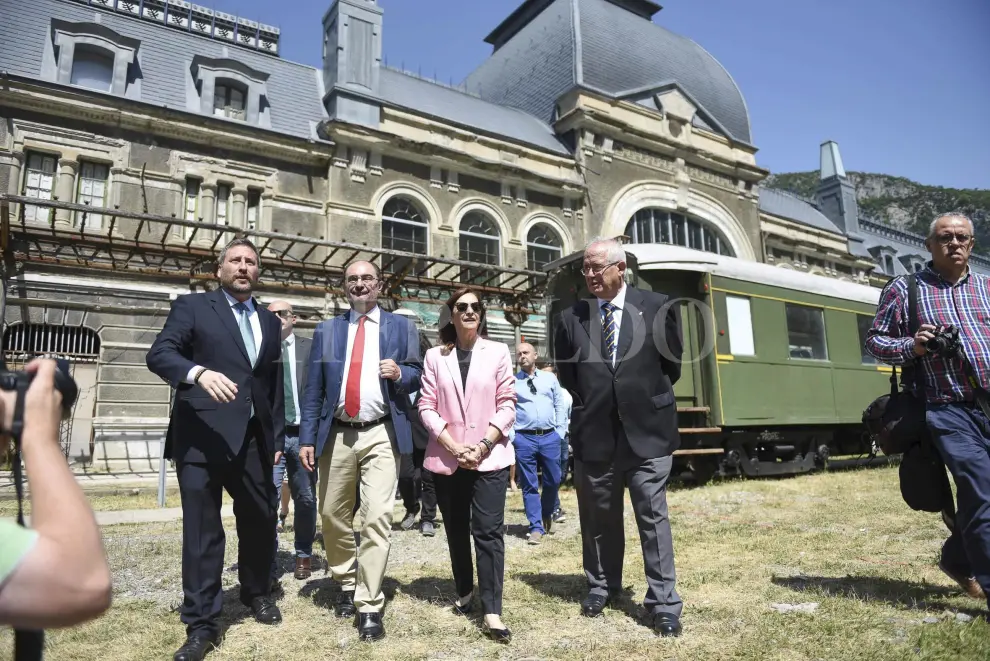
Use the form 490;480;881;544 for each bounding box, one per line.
322;0;383;128
815;140;859;235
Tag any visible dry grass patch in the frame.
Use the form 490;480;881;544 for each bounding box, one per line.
3;466;989;660
0;490;182;517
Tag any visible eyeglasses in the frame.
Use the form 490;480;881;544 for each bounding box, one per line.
526;377;537;395
579;261;619;278
935;233;973;245
345;275;378;284
272;309;293;319
454;302;483;314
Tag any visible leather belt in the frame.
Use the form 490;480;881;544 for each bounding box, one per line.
518;427;554;436
285;424;300;435
335;415;390;430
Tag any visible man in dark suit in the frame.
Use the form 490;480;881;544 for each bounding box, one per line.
267;299;316;582
553;237;684;638
397;332;438;537
299;259;421;642
146;238;286;661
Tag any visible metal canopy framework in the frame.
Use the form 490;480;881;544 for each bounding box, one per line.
0;194;550;316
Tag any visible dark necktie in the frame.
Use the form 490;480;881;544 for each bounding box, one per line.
602;302;617;365
282;340;296;423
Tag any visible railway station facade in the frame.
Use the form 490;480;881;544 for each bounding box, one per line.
0;0;969;472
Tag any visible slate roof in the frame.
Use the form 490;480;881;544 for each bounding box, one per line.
464;0;753;145
0;0;570;155
377;68;571;155
758;188;843;235
0;0;328;140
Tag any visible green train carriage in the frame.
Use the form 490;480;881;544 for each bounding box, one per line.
543;243;892;483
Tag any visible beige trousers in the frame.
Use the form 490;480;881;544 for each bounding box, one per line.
318;421;399;612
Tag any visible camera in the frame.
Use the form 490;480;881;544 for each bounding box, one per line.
0;357;78;427
926;324;962;358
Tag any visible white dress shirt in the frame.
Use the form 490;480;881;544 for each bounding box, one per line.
334;305;387;422
283;332;300;425
596;282;627;368
185;289;263;383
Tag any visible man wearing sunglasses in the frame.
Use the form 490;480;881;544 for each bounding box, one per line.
866;212;990;610
267;300;316;584
511;342;569;544
299;260;421;642
553;237;684;637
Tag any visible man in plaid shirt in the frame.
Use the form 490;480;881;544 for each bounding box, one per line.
866;212;990;611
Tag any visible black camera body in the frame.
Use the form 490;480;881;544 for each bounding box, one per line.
927;324;962;358
0;358;79;427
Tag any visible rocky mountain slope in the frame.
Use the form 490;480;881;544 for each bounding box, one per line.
764;171;990;253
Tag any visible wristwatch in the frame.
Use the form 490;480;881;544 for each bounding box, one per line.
480;438;494;454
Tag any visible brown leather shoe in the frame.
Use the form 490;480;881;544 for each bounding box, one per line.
294;556;312;580
939;559;985;600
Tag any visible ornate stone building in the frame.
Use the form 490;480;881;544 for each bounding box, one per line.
0;0;966;472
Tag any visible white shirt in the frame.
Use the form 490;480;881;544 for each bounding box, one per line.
334;305;387;422
596;283;627;367
282;332;300;425
185;289;263;383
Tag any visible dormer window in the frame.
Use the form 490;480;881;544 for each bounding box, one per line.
49;20;140;97
190;56;270;127
213;82;247;120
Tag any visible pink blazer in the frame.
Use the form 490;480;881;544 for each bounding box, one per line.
418;339;517;475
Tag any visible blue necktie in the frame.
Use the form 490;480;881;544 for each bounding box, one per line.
235;302;258;367
602;302;617;365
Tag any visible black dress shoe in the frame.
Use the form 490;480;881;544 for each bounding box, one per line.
581;592;610;617
249;596;282;625
334;590;356;618
358;612;385;641
173;634;217;661
652;612;682;638
483;624;512;644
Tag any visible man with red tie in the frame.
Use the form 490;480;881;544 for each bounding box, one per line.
299;260;422;642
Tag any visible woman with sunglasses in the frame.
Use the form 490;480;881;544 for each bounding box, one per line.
418;287;517;643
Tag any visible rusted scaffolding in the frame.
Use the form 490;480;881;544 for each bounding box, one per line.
0;194;550;315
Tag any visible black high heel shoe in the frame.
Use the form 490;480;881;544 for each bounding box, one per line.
452;595;473;615
483;623;511;644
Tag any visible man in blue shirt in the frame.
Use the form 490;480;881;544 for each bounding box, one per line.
512;342;569;544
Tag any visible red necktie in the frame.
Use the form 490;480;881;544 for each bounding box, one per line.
344;315;366;418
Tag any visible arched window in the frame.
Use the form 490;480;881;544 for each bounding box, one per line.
2;323;100;364
459;211;501;284
70;45;114;92
381;196;429;275
526;223;563;273
624;208;734;257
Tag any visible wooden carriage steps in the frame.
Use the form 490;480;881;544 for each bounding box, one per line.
675;405;723;452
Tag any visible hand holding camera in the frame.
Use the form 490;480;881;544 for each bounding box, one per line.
914;323;961;358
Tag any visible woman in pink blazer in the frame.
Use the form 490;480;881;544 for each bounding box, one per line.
418;287;516;643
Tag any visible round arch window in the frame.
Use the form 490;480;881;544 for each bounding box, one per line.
624;208;734;257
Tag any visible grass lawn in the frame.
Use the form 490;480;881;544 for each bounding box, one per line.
0;490;183;517
3;465;988;660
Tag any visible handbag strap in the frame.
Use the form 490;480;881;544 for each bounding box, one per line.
906;274;926;398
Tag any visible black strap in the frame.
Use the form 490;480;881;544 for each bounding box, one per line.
11;377;45;660
907;274;926;398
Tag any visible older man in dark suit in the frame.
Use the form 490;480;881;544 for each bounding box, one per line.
553;237;684;638
146;238;286;661
267;299;316;582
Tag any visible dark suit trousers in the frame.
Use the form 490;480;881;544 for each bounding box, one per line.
176;419;277;637
574;425;683;617
434;467;509;615
398;448;437;524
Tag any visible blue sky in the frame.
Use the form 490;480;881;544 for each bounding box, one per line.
211;0;988;190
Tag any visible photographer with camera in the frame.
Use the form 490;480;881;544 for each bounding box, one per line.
0;358;111;629
866;212;990;612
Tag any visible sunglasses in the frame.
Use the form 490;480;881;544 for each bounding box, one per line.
934;233;973;245
527;377;537;395
273;309;293;319
454;302;483;314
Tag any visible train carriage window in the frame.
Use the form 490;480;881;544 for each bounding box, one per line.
785;303;828;360
725;295;755;356
857;314;879;364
